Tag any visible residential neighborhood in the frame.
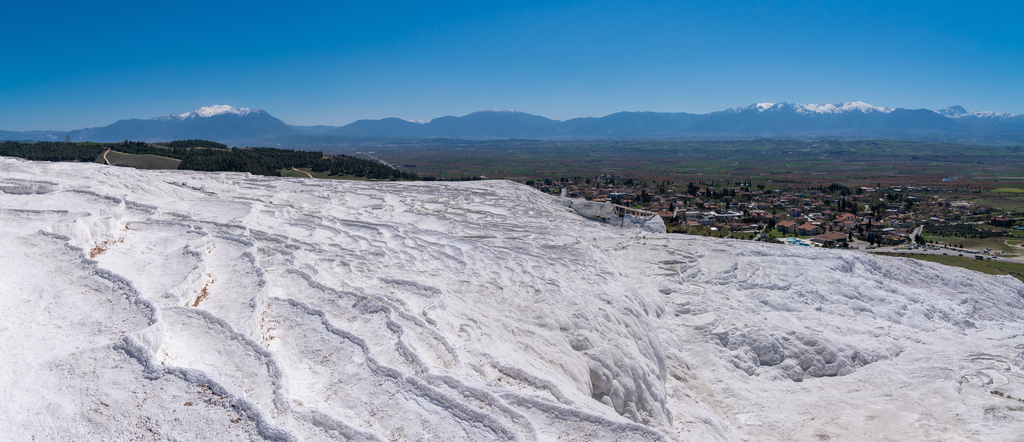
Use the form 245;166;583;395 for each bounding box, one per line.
525;176;1022;250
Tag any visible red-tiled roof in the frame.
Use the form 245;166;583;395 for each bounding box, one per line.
813;232;848;242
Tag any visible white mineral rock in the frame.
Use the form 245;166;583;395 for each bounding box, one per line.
1;157;1022;441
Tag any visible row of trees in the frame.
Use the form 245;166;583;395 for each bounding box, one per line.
0;140;420;180
925;224;1003;239
175;147;320;176
0;141;104;162
163;139;228;149
308;155;418;180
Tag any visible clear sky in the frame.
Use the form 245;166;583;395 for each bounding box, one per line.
2;0;1021;130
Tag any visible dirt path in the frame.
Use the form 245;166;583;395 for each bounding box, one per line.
102;149;112;165
292;167;313;178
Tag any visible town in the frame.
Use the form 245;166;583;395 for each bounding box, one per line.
524;175;1022;252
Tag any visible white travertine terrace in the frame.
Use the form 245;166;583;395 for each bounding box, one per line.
1;157;1022;441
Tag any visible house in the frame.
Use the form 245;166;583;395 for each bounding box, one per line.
811;231;848;245
889;220;910;229
776;220;799;234
992;215;1013;227
837;221;858;232
834;212;858;223
711;211;743;222
798;223;823;236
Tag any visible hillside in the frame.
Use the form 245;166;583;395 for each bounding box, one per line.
1;158;1023;440
4;103;1023;146
0;140;419;180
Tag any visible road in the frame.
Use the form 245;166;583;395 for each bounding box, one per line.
871;225;1024;263
870;244;1023;264
291;167;313;178
909;225;922;245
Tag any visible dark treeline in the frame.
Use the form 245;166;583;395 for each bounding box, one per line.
925;224;1003;239
179;147;323;176
163;139;228;149
0;140;419;180
0;141;105;162
308;154;418;180
109;141;193;158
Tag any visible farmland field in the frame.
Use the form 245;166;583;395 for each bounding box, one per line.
95;150;181;169
332;139;1024;191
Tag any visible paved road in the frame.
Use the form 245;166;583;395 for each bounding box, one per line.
870;225;1024;264
870;244;1023;264
909;226;923;245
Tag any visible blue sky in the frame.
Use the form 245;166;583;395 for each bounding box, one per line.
2;0;1021;130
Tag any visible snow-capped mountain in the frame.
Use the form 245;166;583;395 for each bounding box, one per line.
682;101;961;135
2;159;1022;440
938;105;1019;119
155;105;263;121
797;101;895;114
3;102;1023;145
323;102;1020;141
728;101;894;115
54;105;299;144
935;105;1024;135
183;104;260;119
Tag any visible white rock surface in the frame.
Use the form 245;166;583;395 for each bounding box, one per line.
561;198;666;233
1;157;1022;441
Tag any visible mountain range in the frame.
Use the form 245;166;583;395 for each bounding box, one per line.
3;102;1023;146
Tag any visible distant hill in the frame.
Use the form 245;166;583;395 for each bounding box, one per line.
324;110;561;138
326;117;426;138
287;124;342;135
0;106;301;145
554;111;708;137
3;102;1023;146
0;129;66;142
58;105;301;145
